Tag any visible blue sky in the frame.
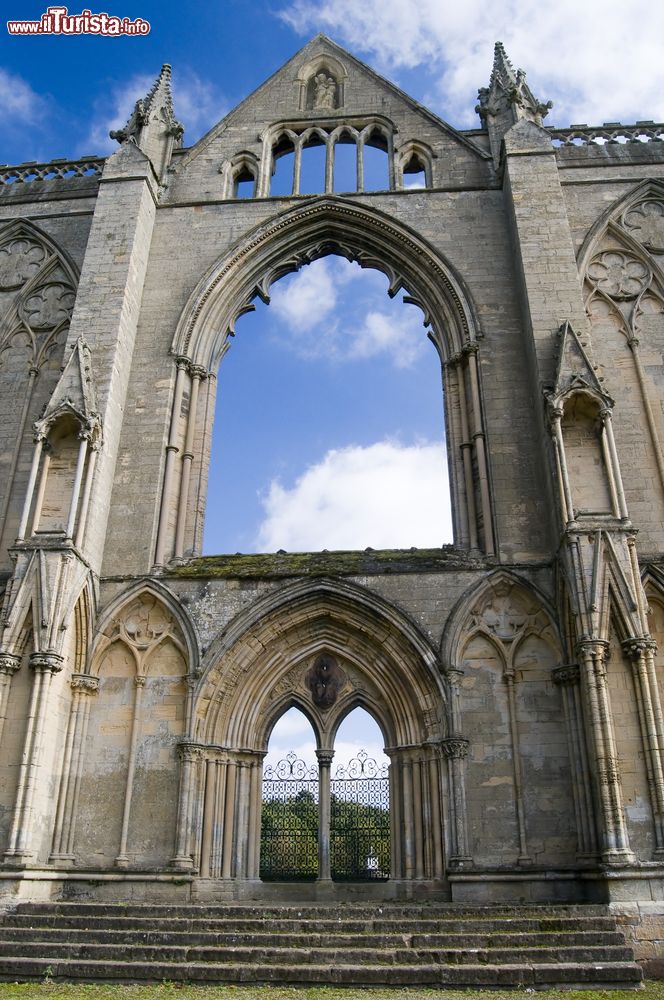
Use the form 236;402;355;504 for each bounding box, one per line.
3;0;662;557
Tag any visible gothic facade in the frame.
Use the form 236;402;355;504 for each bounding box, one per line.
1;37;664;923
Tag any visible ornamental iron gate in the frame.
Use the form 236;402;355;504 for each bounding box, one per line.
331;749;390;881
260;748;390;882
260;752;319;881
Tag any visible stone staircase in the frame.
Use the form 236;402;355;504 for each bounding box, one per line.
0;902;644;987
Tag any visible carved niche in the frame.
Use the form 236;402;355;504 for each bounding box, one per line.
306;652;346;709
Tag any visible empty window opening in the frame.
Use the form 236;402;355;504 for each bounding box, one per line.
363;131;390;191
402;153;426;189
233;167;256;199
270;138;295;196
203;254;452;555
333;135;357;193
299;138;327;195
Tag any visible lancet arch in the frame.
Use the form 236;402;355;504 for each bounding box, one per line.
159;198;493;565
181;577;456;886
173;197;478;368
194;576;447;750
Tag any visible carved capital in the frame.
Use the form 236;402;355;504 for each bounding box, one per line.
29;651;64;674
178;741;205;763
576;639;610;673
441;736;470;760
552;663;580;686
0;652;21;676
622;637;657;661
316;749;335;766
174;355;190;371
70;673;99;695
188;364;208;381
462;342;479;357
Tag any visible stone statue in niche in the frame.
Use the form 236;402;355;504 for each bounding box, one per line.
313;73;337;110
306;652;345;709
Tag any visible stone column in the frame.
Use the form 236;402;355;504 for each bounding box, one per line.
503;666;531;865
174;364;207;559
4;651;64;864
50;673;99;862
172;741;204;870
441;736;472;868
155;356;188;566
553;664;598;858
115;674;145;868
0;653;21;747
577;640;634;863
317;749;334;881
623;638;664;855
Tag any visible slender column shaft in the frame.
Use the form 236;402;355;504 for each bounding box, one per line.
75;447;98;549
174;369;203;558
428;754;444;878
6;653;63;861
601;410;629;520
200;758;216;878
504;672;530;863
65;679;97;857
600;426;620;517
17;438;44;540
211;760;228;878
221;762;237;878
456;357;478;549
624;641;664;851
356;138;366;193
155;360;187;565
233;763;250;878
292;143;302;195
402;758;415;878
317;749;333;880
172;744;199;869
324;139;333;193
412;757;424;878
552;413;576;524
115;675;145;867
246;756;264;880
66;437;89;539
442;736;471;865
579;643;633;861
466;348;494;553
50;685;83;858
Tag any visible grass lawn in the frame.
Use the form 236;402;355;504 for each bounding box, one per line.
0;982;661;1000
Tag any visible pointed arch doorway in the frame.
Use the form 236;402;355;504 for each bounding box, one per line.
259;705;390;883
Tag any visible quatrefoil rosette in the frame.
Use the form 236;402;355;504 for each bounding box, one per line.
586;250;651;300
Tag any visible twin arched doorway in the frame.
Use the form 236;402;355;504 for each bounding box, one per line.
179;580;458;893
260;703;390;882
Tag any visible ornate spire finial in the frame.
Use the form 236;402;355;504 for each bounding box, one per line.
477;41;553;130
110;64;183;177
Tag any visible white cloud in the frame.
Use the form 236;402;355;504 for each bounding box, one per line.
81;67;227;155
278;0;664;127
256;439;451;551
0;68;44;127
269;257;426;367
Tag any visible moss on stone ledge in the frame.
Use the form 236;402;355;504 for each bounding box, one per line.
168;546;489;581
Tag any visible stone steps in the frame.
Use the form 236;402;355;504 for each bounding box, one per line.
0;902;643;988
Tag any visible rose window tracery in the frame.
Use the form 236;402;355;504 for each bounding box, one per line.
586;251;650;299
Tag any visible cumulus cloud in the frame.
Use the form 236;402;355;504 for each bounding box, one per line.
278;0;664;127
81;67;227;155
269;257;427;367
0;68;44;127
255;439;452;552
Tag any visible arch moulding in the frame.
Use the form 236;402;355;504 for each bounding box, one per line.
171;196;481;370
